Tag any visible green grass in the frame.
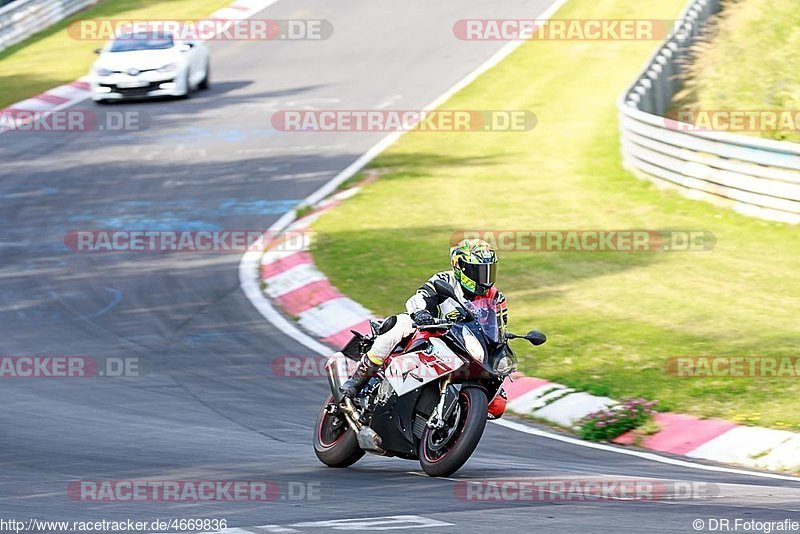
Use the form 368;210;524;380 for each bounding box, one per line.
312;0;800;430
674;0;800;142
0;0;234;108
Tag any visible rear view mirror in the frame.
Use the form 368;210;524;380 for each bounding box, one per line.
525;330;547;346
432;279;473;322
432;279;457;300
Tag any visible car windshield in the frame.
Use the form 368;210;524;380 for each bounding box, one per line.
109;32;174;52
463;298;500;343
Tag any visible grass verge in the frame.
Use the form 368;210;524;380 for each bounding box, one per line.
312;0;800;430
0;0;234;109
673;0;800;142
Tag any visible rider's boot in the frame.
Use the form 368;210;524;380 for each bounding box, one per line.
340;354;380;398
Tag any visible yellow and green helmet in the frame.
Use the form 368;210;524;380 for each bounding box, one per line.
450;239;498;295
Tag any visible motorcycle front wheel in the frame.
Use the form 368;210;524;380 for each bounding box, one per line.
313;395;365;468
418;386;488;477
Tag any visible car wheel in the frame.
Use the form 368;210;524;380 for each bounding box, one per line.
181;70;192;99
198;62;210;90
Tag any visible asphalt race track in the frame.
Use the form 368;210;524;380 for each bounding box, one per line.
1;1;799;532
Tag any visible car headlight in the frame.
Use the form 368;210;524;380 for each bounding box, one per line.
157;63;178;73
95;67;113;77
495;355;517;375
462;328;485;363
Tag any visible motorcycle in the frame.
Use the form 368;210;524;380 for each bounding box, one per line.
313;280;546;477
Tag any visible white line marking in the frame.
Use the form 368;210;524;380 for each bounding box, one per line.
492;418;800;483
290;515;453;530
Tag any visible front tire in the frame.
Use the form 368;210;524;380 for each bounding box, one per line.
198;62;210;90
418;386;488;477
313;396;365;468
180;70;192;99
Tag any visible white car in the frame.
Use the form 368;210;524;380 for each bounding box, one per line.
90;31;210;102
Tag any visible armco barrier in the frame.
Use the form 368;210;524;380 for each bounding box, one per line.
0;0;98;52
618;0;800;224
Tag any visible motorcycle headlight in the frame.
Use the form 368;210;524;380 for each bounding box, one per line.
495;355;517;375
157;62;178;73
95;67;113;77
462;328;485;363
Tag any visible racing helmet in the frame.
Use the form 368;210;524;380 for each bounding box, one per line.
450;239;498;296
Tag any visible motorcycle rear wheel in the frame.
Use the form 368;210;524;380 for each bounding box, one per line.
418;386;488;477
313;396;365;468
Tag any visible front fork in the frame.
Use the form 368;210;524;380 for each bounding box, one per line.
427;375;453;429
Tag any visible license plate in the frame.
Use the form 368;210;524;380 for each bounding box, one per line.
117;80;148;89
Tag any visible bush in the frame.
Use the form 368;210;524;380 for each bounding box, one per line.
577;398;658;442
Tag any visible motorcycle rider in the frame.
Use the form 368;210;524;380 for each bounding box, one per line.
341;238;508;398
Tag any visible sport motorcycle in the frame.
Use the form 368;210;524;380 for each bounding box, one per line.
313;280;546;477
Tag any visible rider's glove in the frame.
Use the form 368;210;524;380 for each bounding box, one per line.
411;310;436;327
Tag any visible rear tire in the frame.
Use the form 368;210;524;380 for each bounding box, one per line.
313;396;365;468
418;386;488;477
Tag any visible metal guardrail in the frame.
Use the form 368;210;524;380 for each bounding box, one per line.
0;0;98;53
618;0;800;224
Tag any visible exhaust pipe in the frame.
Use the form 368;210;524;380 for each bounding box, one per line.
326;356;345;404
357;427;387;455
325;354;387;455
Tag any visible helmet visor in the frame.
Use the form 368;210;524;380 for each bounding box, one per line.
459;260;497;289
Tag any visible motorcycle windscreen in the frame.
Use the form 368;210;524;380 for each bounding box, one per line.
463;297;501;343
384;338;465;397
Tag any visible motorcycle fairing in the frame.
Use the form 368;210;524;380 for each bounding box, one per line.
384;338;465;397
369;382;441;458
